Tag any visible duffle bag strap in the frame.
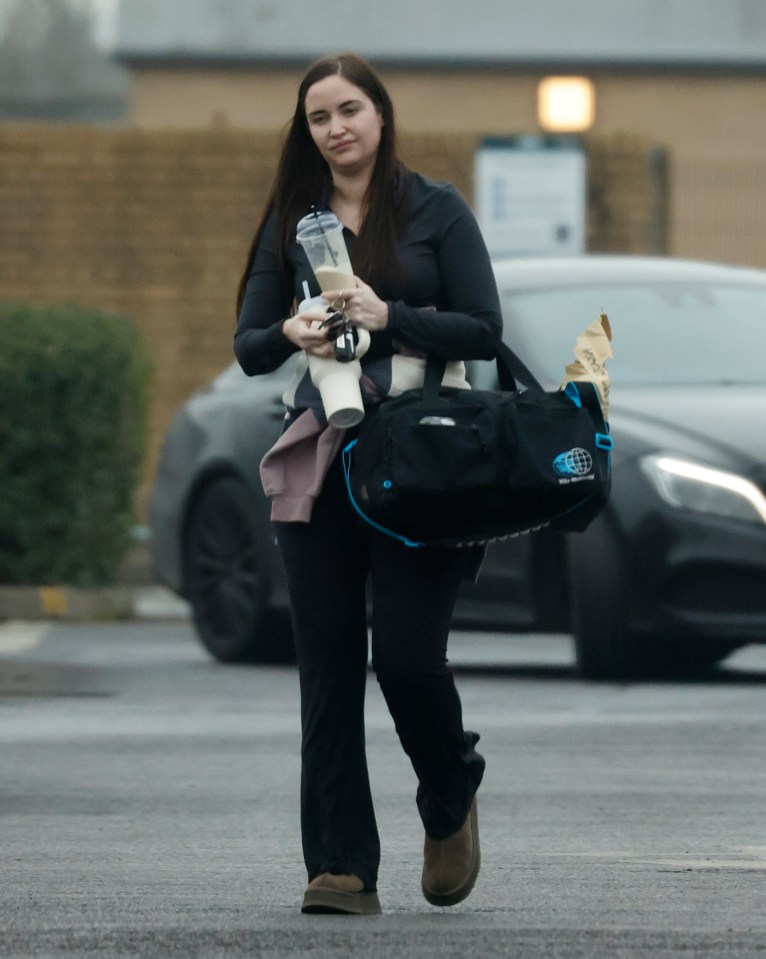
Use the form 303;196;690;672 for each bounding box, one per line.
423;335;546;400
493;337;545;394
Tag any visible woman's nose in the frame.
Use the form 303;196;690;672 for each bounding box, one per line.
329;114;346;137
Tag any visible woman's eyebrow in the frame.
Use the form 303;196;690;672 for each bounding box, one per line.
308;99;361;119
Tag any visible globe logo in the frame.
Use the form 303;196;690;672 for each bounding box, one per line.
553;447;593;477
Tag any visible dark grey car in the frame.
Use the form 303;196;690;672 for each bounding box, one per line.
149;255;766;679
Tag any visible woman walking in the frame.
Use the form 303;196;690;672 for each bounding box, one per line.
234;52;502;914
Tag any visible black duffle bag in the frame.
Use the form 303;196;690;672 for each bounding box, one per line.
341;337;613;547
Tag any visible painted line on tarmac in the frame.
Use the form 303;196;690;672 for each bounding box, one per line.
547;847;766;871
0;621;50;654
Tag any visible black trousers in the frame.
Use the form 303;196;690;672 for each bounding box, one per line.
274;453;485;893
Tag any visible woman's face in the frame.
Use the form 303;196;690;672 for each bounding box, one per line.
304;74;383;180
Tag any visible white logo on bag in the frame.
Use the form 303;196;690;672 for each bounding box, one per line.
553;447;593;480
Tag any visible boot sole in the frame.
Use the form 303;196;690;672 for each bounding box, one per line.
301;888;382;915
422;797;480;907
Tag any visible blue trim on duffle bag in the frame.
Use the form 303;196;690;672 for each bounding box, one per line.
342;425;614;546
342;440;425;548
564;381;583;407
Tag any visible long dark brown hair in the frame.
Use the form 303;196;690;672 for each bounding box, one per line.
236;52;409;315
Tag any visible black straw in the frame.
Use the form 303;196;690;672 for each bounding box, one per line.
311;206;339;267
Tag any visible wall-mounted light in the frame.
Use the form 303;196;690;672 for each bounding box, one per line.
538;76;595;133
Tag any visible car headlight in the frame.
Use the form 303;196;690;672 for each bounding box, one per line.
642;455;766;525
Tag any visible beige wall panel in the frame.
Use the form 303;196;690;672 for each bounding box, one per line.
132;68;541;135
591;75;766;266
380;71;539;134
132;69;303;129
594;75;766;161
131;68;766;163
670;157;766;267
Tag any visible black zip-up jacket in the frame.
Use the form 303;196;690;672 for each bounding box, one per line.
234;171;503;377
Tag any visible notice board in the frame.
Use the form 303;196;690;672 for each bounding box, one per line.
475;137;587;257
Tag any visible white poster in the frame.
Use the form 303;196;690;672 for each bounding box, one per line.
475;138;587;257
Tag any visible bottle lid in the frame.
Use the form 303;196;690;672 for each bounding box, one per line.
296;211;343;240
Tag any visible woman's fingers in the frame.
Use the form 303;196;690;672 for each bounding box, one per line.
322;279;388;332
282;313;335;355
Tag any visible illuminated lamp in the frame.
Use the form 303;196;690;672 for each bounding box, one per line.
538;76;595;133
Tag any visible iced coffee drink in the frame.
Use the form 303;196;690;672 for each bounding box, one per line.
313;264;355;292
296;212;354;291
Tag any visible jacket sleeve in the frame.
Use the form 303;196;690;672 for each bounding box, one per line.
386;187;502;361
234;213;300;376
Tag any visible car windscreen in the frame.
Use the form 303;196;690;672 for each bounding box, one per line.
502;282;766;387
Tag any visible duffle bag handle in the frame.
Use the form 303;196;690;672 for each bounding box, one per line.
423;335;546;400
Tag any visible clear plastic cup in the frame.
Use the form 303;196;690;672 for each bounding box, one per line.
296;212;355;292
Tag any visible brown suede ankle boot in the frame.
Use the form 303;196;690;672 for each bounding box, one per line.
301;872;382;915
421;796;480;907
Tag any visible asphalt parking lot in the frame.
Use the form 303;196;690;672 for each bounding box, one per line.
3;620;766;958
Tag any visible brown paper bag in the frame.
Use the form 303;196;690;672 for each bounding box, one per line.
561;313;613;418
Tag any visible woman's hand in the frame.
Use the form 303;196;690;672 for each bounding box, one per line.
323;278;389;333
281;308;336;357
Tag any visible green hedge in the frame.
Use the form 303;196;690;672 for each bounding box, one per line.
0;302;152;587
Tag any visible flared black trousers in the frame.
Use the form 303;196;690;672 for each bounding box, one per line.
274;453;485;892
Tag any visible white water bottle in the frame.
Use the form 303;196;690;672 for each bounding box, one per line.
298;291;370;428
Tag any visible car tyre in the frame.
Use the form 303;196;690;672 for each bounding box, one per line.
568;513;648;681
656;639;741;675
183;474;292;664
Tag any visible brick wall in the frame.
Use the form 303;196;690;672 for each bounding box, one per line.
0;126;661;509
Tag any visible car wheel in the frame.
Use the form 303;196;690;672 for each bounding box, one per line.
568;513;648;681
656;639;741;674
183;474;292;664
695;641;741;666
